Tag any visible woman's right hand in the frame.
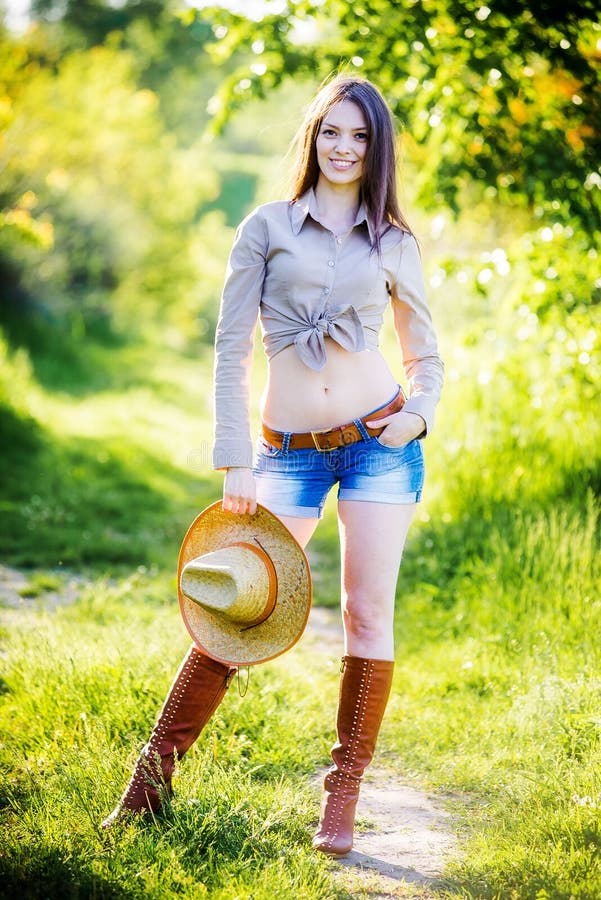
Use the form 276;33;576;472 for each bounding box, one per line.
222;467;257;516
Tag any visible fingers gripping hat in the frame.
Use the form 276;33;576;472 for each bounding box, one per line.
178;502;312;666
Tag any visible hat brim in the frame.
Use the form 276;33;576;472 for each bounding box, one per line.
177;502;312;666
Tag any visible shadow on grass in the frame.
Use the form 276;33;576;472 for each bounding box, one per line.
1;289;130;396
0;846;140;900
0;401;216;571
1;295;211;399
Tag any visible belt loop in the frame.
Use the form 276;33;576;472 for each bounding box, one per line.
353;417;371;441
281;432;291;453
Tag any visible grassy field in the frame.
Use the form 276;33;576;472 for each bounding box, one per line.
1;254;600;899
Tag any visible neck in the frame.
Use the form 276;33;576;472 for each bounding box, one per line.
314;178;361;229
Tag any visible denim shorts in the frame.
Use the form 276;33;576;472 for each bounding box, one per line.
253;389;425;519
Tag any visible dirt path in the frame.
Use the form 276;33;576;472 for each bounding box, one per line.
0;563;84;610
304;606;459;898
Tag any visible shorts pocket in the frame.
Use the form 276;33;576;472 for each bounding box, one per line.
373;435;412;452
256;437;282;457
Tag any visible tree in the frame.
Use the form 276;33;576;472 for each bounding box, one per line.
0;26;226;340
30;0;175;48
196;0;600;231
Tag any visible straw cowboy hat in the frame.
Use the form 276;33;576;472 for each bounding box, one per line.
177;501;312;667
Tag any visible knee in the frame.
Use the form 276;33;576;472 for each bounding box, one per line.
342;591;391;642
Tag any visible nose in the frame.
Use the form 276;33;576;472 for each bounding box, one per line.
334;133;352;155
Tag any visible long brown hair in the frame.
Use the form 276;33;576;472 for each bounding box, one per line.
289;75;412;251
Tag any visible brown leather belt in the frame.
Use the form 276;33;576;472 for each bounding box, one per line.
262;389;406;452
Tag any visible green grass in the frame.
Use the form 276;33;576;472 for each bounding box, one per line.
0;331;218;569
0;582;342;899
385;496;601;898
1;279;600;897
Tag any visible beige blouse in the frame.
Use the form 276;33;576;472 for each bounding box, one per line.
212;188;443;469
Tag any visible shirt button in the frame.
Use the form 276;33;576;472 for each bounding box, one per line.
336;237;342;245
324;288;330;294
328;260;335;267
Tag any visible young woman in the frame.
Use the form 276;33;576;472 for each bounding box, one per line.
103;75;443;857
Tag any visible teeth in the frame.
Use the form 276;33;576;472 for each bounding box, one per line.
331;160;354;169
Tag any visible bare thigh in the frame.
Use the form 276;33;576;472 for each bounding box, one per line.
337;499;416;660
277;514;320;550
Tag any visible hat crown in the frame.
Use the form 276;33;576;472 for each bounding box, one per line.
177;502;312;666
180;542;277;628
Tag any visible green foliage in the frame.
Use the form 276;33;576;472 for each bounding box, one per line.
31;0;185;53
426;211;600;450
20;2;231;142
199;0;601;231
0;26;233;344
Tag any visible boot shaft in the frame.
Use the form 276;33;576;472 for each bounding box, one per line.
331;655;394;779
103;646;235;823
149;647;235;759
313;655;395;856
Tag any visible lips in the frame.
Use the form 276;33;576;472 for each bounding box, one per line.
329;159;355;170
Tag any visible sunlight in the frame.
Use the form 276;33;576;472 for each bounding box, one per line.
185;0;287;21
3;0;30;32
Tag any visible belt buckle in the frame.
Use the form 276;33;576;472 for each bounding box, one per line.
311;425;358;451
311;428;336;452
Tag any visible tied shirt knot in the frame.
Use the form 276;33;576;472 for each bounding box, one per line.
293;304;366;371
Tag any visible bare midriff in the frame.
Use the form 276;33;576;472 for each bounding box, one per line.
260;339;399;432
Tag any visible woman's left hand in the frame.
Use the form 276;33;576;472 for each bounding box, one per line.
364;409;426;448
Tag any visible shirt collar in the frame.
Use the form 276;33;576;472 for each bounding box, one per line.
289;186;376;246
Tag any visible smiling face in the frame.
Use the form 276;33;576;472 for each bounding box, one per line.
315;100;369;189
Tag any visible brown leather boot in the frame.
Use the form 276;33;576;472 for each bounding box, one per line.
102;646;235;827
313;655;394;856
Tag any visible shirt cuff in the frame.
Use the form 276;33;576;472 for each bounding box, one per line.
402;395;436;437
212;441;254;470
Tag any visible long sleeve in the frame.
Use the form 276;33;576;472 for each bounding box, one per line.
212;209;267;469
390;233;444;435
